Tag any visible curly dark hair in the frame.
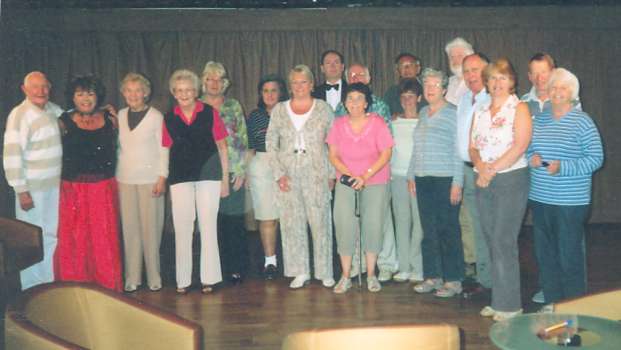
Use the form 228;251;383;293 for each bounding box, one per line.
257;74;289;110
344;82;373;113
65;75;106;111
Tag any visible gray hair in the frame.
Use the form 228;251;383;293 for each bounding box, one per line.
169;69;200;95
547;68;580;102
201;61;231;94
445;37;474;56
288;64;315;85
120;72;151;100
345;63;371;84
421;68;449;90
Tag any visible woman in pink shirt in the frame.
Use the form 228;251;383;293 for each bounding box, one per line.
327;83;394;293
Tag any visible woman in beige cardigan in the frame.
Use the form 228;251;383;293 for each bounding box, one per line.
116;73;169;292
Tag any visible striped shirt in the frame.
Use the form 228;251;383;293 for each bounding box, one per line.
527;108;603;205
3;99;63;193
406;103;463;187
247;108;270;152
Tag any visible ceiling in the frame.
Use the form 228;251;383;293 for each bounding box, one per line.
4;0;618;9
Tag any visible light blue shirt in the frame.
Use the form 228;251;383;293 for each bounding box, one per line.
456;88;490;162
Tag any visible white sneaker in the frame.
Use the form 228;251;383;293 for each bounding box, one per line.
392;272;411;282
289;274;310;289
378;269;393;282
480;306;496;317
322;278;336;288
413;278;443;293
532;290;546;304
493;309;523;322
367;276;382;292
333;277;352;294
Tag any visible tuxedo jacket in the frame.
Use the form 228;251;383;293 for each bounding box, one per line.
312;80;348;104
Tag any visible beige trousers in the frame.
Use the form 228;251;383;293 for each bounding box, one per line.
118;182;164;289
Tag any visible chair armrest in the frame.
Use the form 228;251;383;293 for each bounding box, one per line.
0;218;43;272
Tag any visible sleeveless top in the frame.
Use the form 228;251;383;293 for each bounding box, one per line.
470;94;527;173
165;103;222;185
60;111;116;182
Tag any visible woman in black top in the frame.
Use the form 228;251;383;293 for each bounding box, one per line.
55;75;122;291
247;74;288;279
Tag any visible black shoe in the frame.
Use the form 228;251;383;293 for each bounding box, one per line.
230;273;242;285
263;264;277;280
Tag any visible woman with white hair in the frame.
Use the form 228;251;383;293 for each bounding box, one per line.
527;68;603;306
266;64;335;289
408;68;464;298
200;61;249;285
163;69;229;294
116;73;168;292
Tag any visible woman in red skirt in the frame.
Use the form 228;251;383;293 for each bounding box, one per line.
54;75;122;291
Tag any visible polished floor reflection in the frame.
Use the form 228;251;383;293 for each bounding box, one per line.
129;224;621;350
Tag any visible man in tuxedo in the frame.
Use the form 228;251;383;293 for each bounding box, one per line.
313;50;346;111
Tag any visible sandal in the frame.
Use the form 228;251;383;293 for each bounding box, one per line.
201;285;214;294
176;287;189;294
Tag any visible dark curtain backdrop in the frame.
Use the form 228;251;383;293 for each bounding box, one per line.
1;6;620;222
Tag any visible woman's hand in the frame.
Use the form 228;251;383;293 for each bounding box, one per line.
477;162;497;184
232;175;245;192
547;160;561;175
530;153;543;167
450;185;462;205
278;176;291;192
152;176;166;197
351;176;365;191
407;180;416;197
220;178;230;198
476;175;491;188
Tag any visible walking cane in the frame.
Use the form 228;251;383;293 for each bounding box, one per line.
354;189;362;289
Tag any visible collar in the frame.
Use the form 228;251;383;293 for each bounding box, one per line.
174;100;204;124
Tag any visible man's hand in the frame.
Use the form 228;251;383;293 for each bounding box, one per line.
18;191;34;211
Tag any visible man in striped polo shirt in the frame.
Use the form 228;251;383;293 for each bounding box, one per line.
3;71;63;289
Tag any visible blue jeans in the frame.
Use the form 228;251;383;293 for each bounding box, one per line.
415;176;464;282
530;200;589;303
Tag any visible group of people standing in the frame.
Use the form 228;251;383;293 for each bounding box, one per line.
3;36;603;323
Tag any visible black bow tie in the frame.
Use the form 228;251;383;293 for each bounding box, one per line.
326;83;339;91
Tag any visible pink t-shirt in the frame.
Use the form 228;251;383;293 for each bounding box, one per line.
326;113;394;185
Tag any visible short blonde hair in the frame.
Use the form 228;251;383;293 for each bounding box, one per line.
169;69;200;95
288;64;314;85
201;61;231;94
120;72;151;100
483;57;517;94
547;68;580;101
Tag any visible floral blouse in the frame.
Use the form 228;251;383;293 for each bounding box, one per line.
203;97;248;178
470;94;527;173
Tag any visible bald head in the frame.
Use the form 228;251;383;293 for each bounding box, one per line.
346;63;371;85
22;71;51;109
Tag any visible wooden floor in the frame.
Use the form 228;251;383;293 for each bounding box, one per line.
123;224;621;350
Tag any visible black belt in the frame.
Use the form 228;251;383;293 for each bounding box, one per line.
464;161;474;168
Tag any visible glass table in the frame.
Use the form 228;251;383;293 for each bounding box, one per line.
489;313;621;349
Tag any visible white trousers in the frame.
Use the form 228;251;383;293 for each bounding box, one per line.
170;180;222;288
16;187;59;289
